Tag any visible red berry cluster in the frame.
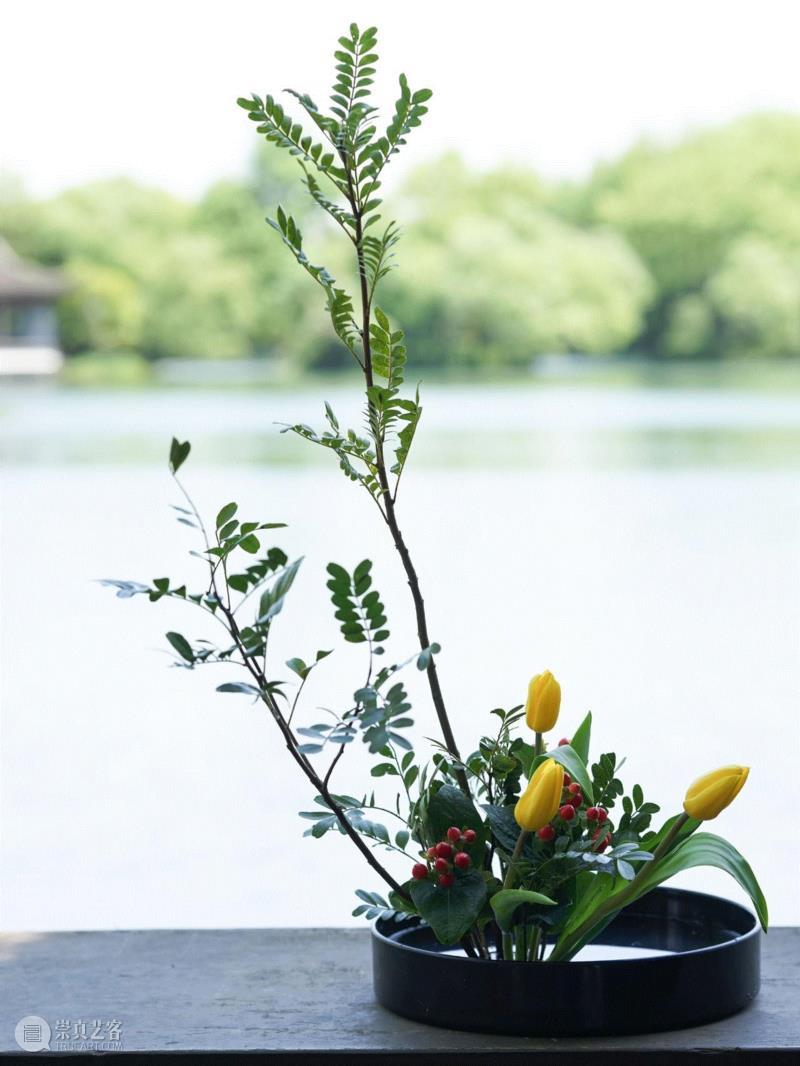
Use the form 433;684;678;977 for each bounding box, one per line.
534;770;612;849
411;826;476;887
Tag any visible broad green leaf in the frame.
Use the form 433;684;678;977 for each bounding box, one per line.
258;557;303;622
216;681;262;696
570;712;592;764
389;884;419;916
216;501;238;529
484;804;521;853
515;740;535;777
554;830;768;961
427;784;485;858
546;744;594;804
286;657;307;678
629;832;768;930
641;812;700;854
490;889;557;932
409;870;487;944
169;438;191;474
165;631;193;662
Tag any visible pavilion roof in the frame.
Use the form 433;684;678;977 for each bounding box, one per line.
0;239;67;301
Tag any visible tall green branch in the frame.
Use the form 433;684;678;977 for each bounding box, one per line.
245;23;468;794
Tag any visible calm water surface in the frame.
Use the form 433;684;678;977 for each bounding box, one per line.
1;379;798;930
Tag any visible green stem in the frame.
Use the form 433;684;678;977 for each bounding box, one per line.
549;812;690;962
514;925;525;960
348;194;469;797
501;931;513;961
529;925;542;962
502;829;529;890
534;732;544;758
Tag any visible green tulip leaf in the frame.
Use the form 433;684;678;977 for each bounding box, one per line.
545;744;594;804
552;830;768;962
490;888;557;932
409;870;488;945
570;712;592;764
641;812;700;855
628;831;768;931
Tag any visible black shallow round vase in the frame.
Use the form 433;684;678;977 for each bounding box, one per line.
372;887;760;1036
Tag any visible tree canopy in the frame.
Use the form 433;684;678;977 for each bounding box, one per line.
3;112;800;367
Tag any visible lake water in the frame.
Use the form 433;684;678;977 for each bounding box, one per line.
1;377;798;931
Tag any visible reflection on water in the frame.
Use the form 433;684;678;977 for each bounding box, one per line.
1;379;798;932
567;943;673;961
3;380;800;469
441;944;673;960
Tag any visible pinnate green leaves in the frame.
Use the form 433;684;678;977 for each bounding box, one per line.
237;93;342;186
370;307;406;388
326;559;389;648
257;557;303;623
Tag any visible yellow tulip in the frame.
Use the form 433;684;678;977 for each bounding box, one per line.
525;670;561;733
514;758;564;831
683;765;749;821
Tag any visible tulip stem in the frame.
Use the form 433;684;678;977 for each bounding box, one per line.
502;830;530;890
534;732;544;759
529;925;542;962
645;812;690;867
548;812;691;962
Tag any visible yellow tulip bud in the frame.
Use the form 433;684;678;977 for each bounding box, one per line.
683;765;749;821
514;757;564;831
525;670;561;733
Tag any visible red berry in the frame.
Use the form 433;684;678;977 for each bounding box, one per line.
568;782;582;796
559;804;576;822
434;857;450;874
454;851;471;869
586;807;599;821
571;792;583;807
438;872;455;888
463;828;477;844
558;737;570;747
426;846;437;860
411;863;428;880
537;825;556;842
596;808;608;823
446;826;462;843
435;842;453;859
596;833;611;853
562;772;572;786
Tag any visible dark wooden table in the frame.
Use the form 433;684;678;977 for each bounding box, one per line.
1;928;797;1062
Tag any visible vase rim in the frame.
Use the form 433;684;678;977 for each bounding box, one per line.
372;885;760;968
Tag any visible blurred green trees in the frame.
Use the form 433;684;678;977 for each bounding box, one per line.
4;112;800;368
385;154;653;367
575;114;800;358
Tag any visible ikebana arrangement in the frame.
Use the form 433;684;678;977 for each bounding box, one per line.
105;21;766;1031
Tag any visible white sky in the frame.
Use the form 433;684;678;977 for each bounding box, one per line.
4;0;800;200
